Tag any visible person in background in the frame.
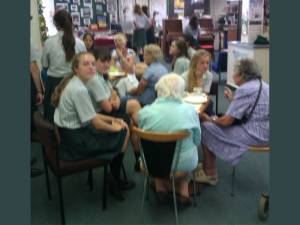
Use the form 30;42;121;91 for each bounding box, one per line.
111;33;139;98
184;15;201;48
179;34;196;59
86;48;142;172
133;4;150;57
169;39;190;75
152;11;162;44
196;58;269;185
42;10;86;123
52;52;134;201
142;5;155;44
181;49;214;121
30;39;45;177
126;44;168;106
138;74;201;207
82;32;94;52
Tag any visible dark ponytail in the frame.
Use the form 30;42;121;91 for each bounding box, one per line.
54;10;75;62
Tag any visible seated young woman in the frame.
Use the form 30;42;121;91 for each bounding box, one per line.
85;48;142;172
82;32;94;52
182;49;214;121
126;44;168;106
138;73;201;207
169;39;190;75
196;58;269;185
111;33;139;97
52;52;134;201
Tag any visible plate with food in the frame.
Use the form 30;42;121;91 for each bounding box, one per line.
183;94;208;104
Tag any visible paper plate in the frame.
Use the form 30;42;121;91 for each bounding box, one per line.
183;94;208;104
108;71;126;77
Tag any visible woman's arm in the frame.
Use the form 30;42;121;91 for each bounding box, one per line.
91;114;126;132
30;61;44;105
211;114;235;127
127;78;148;95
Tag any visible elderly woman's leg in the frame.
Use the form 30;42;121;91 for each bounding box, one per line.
202;144;217;176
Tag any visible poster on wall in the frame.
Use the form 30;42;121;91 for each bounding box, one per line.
95;0;105;3
70;4;78;11
174;0;184;14
72;0;79;4
56;3;69;11
83;0;93;7
97;14;107;28
83;18;91;25
95;4;104;15
71;12;80;25
249;0;263;21
81;7;93;19
58;0;70;3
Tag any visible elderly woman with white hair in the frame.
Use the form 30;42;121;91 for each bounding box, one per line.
138;73;201;207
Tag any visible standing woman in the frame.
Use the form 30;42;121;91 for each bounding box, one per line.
169;39;190;75
133;4;150;55
52;52;133;200
42;10;86;122
182;49;214;120
141;5;155;44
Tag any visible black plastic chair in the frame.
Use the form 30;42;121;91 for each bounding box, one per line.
33;112;110;225
132;127;197;225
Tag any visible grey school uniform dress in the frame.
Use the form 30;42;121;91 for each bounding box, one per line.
54;76;127;161
42;31;86;122
85;73;131;126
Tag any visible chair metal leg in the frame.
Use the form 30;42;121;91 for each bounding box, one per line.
192;172;197;207
121;163;128;181
102;164;108;210
87;170;94;191
231;166;236;197
215;85;219;116
146;177;150;201
171;177;179;225
42;146;51;200
57;175;65;225
140;176;148;221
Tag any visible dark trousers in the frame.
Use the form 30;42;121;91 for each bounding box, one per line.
44;76;63;123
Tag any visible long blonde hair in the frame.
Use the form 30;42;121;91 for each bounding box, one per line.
186;49;210;92
51;52;92;107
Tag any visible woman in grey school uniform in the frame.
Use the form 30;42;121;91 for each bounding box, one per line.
169;39;190;75
42;10;86;122
52;52;135;201
182;49;214;121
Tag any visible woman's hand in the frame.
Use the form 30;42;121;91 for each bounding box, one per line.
36;92;44;105
224;86;233;101
111;96;121;110
113;118;127;129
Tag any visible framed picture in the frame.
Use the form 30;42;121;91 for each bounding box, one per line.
71;12;80;25
97;15;107;28
72;0;79;4
55;3;69;12
95;4;104;15
83;0;92;7
70;4;78;11
83;18;91;26
81;7;93;19
95;0;105;3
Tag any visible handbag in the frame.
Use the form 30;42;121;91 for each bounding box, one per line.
232;78;262;125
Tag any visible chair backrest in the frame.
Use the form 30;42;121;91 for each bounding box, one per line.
33;112;59;172
249;146;270;153
163;19;183;35
132;127;189;179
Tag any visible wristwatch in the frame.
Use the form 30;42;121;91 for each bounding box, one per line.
212;116;218;122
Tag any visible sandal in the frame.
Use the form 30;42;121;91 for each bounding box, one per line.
193;165;218;186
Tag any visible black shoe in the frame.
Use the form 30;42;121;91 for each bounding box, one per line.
173;193;192;210
118;179;136;190
155;191;171;205
108;175;124;201
31;168;44;178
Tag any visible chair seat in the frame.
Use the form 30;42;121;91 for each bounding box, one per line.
201;44;214;49
45;149;109;176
